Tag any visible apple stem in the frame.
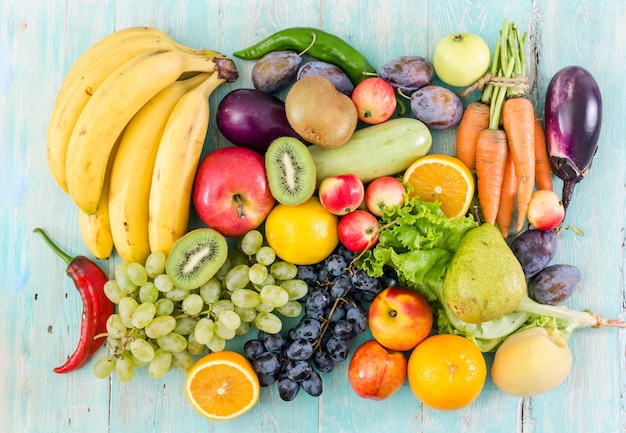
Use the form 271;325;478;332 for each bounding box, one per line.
234;195;246;219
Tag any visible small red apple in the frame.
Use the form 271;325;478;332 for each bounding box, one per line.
365;176;407;217
337;210;379;253
192;146;275;237
527;189;565;231
351;77;397;124
318;174;365;216
348;339;407;400
368;286;433;352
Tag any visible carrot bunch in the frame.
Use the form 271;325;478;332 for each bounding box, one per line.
455;18;553;237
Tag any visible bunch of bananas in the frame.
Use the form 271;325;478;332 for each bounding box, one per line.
47;26;238;263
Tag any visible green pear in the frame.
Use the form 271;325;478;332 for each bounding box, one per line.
443;223;526;324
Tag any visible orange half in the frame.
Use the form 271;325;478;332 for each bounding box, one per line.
185;351;260;421
402;154;475;218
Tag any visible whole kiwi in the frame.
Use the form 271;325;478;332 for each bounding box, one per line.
285;75;358;149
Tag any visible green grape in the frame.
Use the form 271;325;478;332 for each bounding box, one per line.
193;317;215;345
127;262;148;286
224;264;250;291
255;246;276;266
240;229;264;256
139;282;159;304
215;320;237;340
129;338;155;363
218;310;241;331
230;289;261;309
115;356;135;383
236;320;250;336
253;311;283;334
235;306;257;323
115;263;137;294
255;302;274;313
206;334;226;352
275;300;303;318
248;262;268;285
172;350;194;372
199;278;222;304
103;280;124;304
181;293;204;316
145;315;177;339
154;298;175;316
106;314;127;339
259;284;289;308
211;299;235;316
187;333;205;356
228;250;248;267
256;273;275;289
118;296;139;328
131;301;156;329
154;273;174;293
107;336;123;352
93;356;116;379
281;279;309;300
270;261;298;280
129;355;148;369
174;317;197;335
149;349;172;379
156;332;187;352
214;257;232;281
145;251;167;278
165;287;189;302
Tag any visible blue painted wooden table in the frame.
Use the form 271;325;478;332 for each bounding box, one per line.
2;1;625;432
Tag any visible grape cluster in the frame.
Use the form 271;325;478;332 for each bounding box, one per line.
93;229;307;382
243;245;397;401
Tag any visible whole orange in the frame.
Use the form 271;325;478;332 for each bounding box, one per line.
407;334;486;411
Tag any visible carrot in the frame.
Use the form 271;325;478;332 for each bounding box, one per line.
475;128;508;225
502;96;535;233
455;101;490;170
495;153;517;237
533;115;554;191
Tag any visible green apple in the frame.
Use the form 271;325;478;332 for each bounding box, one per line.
433;33;491;87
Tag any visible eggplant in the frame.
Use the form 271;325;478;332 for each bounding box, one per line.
544;65;602;217
216;88;302;154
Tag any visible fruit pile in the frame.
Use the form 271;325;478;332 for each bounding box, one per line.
44;21;621;423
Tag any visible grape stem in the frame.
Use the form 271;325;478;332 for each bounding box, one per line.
311;296;355;354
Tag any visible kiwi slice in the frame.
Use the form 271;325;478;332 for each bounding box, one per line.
265;137;316;205
165;228;228;289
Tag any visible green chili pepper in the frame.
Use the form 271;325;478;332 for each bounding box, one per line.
233;27;376;85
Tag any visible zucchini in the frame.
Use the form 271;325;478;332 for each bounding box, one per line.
308;117;432;184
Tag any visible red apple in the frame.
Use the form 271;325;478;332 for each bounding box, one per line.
365;176;407;217
192;146;275;237
351;77;397;124
318;174;365;216
527;189;565;231
368;286;433;352
348;339;407;400
337;210;379;253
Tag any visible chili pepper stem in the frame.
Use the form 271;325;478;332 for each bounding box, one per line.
33;228;74;265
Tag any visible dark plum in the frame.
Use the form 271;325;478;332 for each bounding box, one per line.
297;61;354;95
528;264;581;305
380;56;434;94
251;50;301;92
410;85;463;129
510;229;557;278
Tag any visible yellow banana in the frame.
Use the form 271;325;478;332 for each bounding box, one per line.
108;73;210;264
148;60;238;255
65;48;222;215
47;27;182;193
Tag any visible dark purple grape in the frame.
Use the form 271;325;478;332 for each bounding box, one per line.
326;304;346;323
252;51;301;93
301;371;323;397
286;338;314;361
380;56;434;94
346;305;368;334
325;254;349;277
253;352;282;376
277;375;300;401
331;319;354;340
510;229;558;277
294;318;322;341
313;350;334;373
528;264;580;305
410;85;463;130
296;265;318;286
258;372;278;387
262;332;287;353
325;337;349;362
297;61;354;95
306;290;332;311
379;266;400;288
330;275;352;298
351;269;380;293
243;339;266;360
285;360;313;382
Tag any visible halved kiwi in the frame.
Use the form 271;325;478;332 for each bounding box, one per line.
265;136;316;205
165;228;228;289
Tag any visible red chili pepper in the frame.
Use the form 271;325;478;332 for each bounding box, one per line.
34;228;114;374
